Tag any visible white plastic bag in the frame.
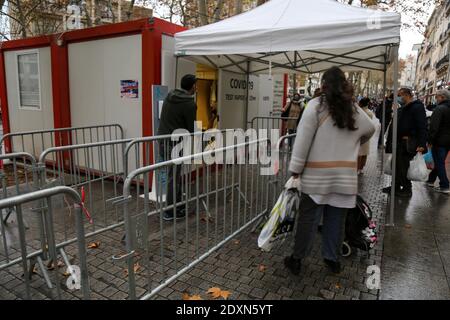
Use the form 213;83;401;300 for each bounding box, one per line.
384;154;392;175
407;152;429;182
257;177;301;252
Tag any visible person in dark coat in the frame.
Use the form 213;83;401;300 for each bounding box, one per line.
427;89;450;194
376;93;393;148
384;88;427;197
157;74;197;221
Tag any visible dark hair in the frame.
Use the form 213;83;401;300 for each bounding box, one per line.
292;93;301;102
181;74;197;91
320;67;357;131
359;97;370;108
399;88;413;97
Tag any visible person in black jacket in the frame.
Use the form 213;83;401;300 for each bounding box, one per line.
427;89;450;194
384;88;427;197
376;94;393;148
157;74;197;221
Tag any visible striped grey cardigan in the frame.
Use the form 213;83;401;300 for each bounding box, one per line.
289;97;376;195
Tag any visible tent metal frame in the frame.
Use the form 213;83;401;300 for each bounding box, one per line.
174;42;400;227
194;45;392;75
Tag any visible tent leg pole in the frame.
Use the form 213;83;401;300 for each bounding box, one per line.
245;61;250;129
387;45;399;228
380;61;387;175
175;55;179;89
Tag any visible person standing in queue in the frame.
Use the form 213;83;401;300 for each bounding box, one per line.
157;74;197;221
284;67;376;275
384;88;427;198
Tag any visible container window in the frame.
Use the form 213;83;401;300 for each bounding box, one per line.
17;52;40;109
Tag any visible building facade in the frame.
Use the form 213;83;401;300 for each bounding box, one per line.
415;1;450;105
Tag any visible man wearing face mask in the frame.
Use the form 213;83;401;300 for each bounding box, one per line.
384;88;427;197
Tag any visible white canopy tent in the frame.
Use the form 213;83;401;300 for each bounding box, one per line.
174;0;402;225
175;0;400;74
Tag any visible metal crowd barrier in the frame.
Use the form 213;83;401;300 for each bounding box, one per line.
0;124;124;159
114;137;271;300
248;116;297;133
0;186;89;300
0;129;285;300
0;153;38;224
123;129;236;176
37;139;133;241
249;133;296;233
0;152;44;269
35;131;234;241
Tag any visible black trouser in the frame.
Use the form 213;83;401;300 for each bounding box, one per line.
159;142;183;214
293;194;348;263
395;140;415;192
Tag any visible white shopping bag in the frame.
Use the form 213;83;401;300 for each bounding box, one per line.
257;177;301;252
407;152;429;182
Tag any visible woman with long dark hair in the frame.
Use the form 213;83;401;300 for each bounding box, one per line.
285;67;376;274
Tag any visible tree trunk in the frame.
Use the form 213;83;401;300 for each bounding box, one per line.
105;0;116;23
213;0;225;21
126;0;136;21
80;0;93;27
257;0;266;5
235;0;243;14
198;0;208;25
14;0;28;38
94;0;102;26
178;0;187;26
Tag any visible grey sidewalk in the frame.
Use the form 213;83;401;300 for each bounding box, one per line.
380;170;450;300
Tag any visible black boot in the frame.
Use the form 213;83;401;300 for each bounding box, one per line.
324;259;341;274
284;255;302;275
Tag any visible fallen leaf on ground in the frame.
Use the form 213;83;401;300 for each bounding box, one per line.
87;241;100;249
123;263;141;276
233;240;240;245
220;290;231;300
258;264;266;272
207;287;231;300
404;224;412;229
32;266;39;274
335;283;341;289
183;293;203;300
